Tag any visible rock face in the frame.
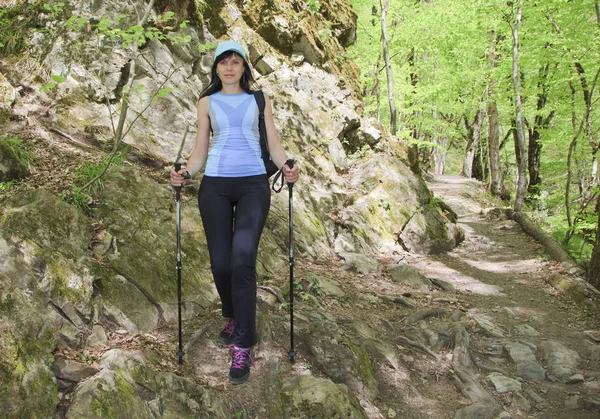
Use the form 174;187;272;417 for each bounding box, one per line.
65;350;230;418
0;0;462;417
0;137;29;181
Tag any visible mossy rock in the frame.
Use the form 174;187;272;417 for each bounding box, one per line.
0;137;30;181
1;189;97;318
67;349;229;418
279;375;369;418
94;166;217;324
298;313;378;399
1;188;94;259
0;274;58;418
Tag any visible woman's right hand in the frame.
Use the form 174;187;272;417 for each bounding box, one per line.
170;168;191;188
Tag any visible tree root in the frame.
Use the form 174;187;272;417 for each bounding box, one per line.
397;335;439;360
473;357;509;376
379;294;415;308
404;308;448;325
452;323;501;417
258;285;285;303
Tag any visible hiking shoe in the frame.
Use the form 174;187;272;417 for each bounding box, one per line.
218;318;235;346
228;345;254;385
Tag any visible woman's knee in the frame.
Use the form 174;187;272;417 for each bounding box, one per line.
211;263;231;282
231;260;256;286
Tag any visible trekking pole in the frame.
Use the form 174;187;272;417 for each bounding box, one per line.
173;127;190;365
174;162;190;365
285;159;296;364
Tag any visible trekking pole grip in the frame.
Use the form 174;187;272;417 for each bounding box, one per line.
285;159;295;187
174;163;182;199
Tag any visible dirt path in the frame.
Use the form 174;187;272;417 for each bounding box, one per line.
168;174;600;418
417;174;600;418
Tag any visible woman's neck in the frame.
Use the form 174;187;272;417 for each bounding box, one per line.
220;84;244;95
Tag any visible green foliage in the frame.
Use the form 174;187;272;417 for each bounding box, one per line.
62;146;130;209
307;0;322;13
40;74;66;93
0;1;47;56
2;137;36;167
293;271;325;304
350;0;600;265
0;179;20;193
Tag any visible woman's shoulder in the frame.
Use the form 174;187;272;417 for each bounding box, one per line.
197;96;210;112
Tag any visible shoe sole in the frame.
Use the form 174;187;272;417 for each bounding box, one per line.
229;371;250;385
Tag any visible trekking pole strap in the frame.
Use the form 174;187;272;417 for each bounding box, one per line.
271;159;295;193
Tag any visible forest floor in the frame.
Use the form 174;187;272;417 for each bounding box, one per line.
8;126;600;418
159;174;600;418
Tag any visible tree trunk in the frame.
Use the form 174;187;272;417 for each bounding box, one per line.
564;66;600;243
588;197;600;289
472;138;485;181
588;1;600;288
463;110;484;178
381;0;397;136
488;101;505;199
512;1;528;212
406;46;421;174
375;53;382;121
433;135;448;175
527;129;542;193
527;64;555;194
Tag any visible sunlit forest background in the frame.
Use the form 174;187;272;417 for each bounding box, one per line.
348;0;599;272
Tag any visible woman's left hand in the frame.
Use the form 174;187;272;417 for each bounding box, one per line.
283;162;300;184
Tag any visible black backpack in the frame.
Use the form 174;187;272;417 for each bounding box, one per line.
253;90;279;177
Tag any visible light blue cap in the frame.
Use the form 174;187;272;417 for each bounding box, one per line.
213;40;247;63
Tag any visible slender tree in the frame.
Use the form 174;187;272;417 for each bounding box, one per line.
589;197;600;288
511;0;528;212
462;110;484;178
381;0;397;136
525;64;555;194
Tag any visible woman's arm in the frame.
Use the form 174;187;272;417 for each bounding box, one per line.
170;97;211;187
264;94;300;183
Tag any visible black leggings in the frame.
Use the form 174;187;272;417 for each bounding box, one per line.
198;175;270;348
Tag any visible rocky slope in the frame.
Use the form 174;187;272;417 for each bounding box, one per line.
0;0;464;417
5;0;598;418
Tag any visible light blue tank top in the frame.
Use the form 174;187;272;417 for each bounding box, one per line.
204;91;266;177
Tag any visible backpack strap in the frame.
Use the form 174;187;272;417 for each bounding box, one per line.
253;90;285;191
253;90;268;153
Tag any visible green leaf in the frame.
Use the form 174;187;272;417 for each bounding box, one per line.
51;75;66;83
157;87;174;98
40;82;56;92
97;17;112;32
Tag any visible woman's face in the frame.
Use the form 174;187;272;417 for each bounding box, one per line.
217;53;245;87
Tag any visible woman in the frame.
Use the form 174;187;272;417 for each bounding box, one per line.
170;40;300;385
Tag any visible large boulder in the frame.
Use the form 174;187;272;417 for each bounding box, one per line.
335;156;462;255
0;137;29;182
298;312;379;399
277;375;369;418
66;349;229;418
0;270;59;418
93;165;218;332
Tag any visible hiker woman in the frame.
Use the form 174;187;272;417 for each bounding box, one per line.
170;40;299;385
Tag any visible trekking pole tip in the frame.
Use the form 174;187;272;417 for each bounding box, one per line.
288;350;296;364
177;351;185;364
